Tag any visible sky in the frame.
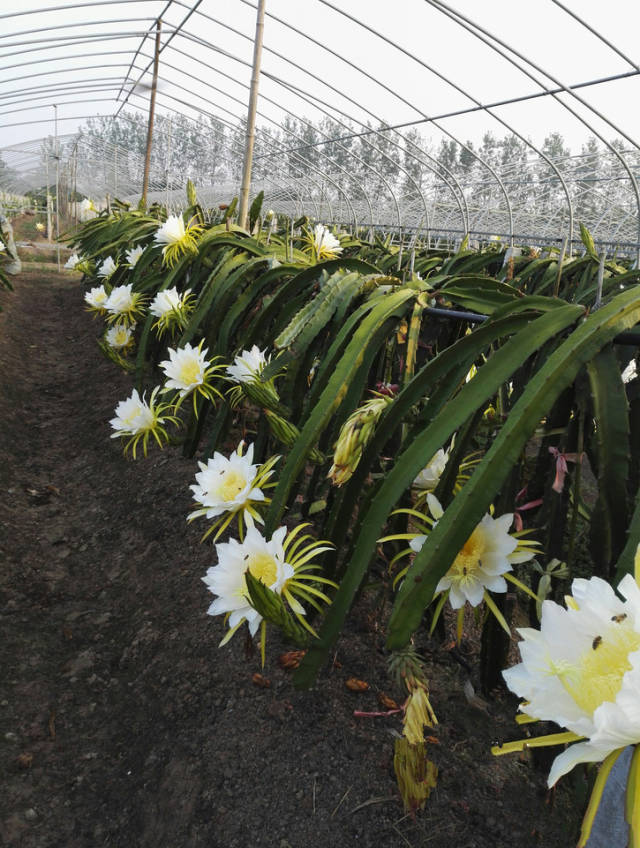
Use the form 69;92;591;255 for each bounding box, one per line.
2;0;640;161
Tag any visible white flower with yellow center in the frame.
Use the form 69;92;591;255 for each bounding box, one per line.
109;386;176;459
381;493;539;641
409;495;534;610
97;256;117;279
159;340;225;413
203;523;295;638
149;287;195;338
109;388;155;435
149;287;190;319
160;341;209;397
105;323;134;350
226;345;269;384
84;284;108;310
153;214;202;267
104;283;146;325
503;573;640;788
413;449;449;491
310;224;343;261
188;441;275;539
126;245;144;267
202;520;335;648
65;253;81;270
154;214;185;247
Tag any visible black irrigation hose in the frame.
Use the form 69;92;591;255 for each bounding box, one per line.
424;306;640;346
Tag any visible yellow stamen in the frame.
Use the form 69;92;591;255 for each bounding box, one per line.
553;623;640;714
218;470;247;502
246;553;278;587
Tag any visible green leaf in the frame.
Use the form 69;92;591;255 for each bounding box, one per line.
265;289;416;534
586;347;630;573
439;275;522;314
579;222;598;261
248;190;264;232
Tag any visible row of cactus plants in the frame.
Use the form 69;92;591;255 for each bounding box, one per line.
66;184;640;835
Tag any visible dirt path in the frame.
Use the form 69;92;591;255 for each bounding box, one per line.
0;270;580;847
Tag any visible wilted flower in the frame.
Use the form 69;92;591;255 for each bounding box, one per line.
403;680;437;746
159;340;225;411
188;441;278;540
153;214;202;267
226;345;269;384
308;224;343;262
149;286;195;336
65;253;81;270
104;283;146;325
97;256;117;279
84;284;108;312
125;245;144;267
202;520;334;646
105;322;135;350
109;387;177;458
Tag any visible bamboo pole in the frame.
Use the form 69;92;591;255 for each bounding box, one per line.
238;0;266;230
141;19;162;208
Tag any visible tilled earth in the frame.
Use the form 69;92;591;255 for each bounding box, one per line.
0;268;582;847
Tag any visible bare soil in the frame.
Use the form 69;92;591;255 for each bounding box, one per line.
0;268;583;847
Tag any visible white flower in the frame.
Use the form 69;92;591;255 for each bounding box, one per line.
126;245;144;267
226;345;269;384
503;573;640;787
149;287;190;319
202;523;294;637
189;442;266;522
65;253;80;270
312;224;343;260
413;449;448;491
109;388;155;436
159;341;210;397
105;323;134;349
152;214;202;267
78;198;96;221
84;285;108;309
0;240;5;252
409;495;534;609
154;214;186;249
105;284;134;316
97;256;117;279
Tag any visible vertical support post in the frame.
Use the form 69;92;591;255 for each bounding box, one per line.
45;149;51;242
166;115;172;211
142;19;162;208
238;0;266;230
54;104;60;271
114;146;118;196
73;146;78;229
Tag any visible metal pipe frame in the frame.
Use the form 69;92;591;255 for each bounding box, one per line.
2;0;639;254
